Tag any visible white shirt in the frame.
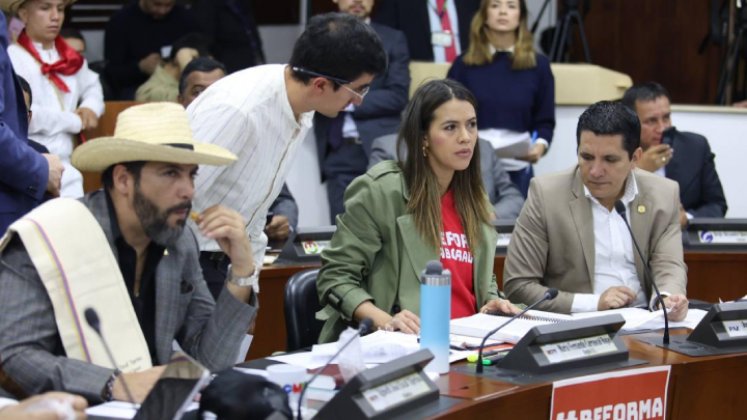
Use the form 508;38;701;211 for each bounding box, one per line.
8;42;104;198
187;64;314;268
572;172;646;312
426;0;462;63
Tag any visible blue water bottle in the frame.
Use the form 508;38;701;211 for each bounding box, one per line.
419;260;451;374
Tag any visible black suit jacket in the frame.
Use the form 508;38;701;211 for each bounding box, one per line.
665;129;727;217
314;22;410;166
373;0;480;61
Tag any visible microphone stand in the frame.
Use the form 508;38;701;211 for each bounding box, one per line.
476;289;558;374
614;201;670;345
84;308;138;406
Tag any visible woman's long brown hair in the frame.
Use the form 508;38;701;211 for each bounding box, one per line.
396;79;492;252
462;0;537;69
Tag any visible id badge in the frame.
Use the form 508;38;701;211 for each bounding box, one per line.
431;31;453;47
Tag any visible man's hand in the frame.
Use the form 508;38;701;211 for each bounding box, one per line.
517;142;547;164
598;286;637;310
75;107;99;131
637;144;673;172
195;205;253;275
480;298;522;315
265;215;291;241
0;392;87;419
678;203;689;229
381;309;421;335
138;53;162;75
174;47;199;70
112;366;166;403
42;154;63;197
661;294;689;322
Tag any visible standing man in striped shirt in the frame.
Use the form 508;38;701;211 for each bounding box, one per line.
187;13;387;296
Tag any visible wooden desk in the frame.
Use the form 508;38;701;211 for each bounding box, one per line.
250;250;747;359
423;333;747;419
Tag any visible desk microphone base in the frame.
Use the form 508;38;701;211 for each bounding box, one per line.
635;333;747;357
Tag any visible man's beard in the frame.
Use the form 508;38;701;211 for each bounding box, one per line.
133;185;191;247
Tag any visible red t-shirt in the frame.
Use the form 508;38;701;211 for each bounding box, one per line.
440;189;476;319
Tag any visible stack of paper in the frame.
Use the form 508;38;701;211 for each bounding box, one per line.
450;308;709;344
450;313;556;344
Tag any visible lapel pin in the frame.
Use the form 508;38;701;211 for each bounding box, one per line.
637;205;646;214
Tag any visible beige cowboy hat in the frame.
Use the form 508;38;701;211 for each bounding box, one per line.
72;102;236;172
0;0;76;13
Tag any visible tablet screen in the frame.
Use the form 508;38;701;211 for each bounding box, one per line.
133;353;210;420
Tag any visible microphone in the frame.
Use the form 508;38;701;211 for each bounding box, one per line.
84;308;138;405
296;318;373;420
614;200;670;345
475;289;558;374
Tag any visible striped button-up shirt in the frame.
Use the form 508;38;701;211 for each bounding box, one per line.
187;64;314;267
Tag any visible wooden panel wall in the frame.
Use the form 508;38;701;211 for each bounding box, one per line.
563;0;725;104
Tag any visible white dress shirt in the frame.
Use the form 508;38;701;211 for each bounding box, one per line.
572;172;647;312
426;0;462;63
8;42;104;198
187;64;314;269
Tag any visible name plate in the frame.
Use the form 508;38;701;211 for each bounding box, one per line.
540;334;618;364
723;319;747;338
361;372;432;413
496;233;512;247
697;230;747;244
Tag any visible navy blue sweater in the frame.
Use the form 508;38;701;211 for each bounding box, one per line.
447;52;555;144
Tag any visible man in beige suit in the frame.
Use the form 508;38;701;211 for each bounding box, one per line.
504;101;689;321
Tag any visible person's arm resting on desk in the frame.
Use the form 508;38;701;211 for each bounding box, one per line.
503;180;577;313
317;175;394;334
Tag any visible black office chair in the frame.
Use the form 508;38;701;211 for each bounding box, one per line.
284;268;324;351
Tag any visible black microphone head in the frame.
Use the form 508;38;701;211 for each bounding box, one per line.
424;260;442;275
84;308;101;333
545;288;559;300
614;200;626;216
359;318;374;334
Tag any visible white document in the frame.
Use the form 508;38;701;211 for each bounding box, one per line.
570;307;708;332
479;128;532;158
450;308;708;345
450;313;556;343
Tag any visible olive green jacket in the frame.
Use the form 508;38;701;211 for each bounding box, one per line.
316;161;499;343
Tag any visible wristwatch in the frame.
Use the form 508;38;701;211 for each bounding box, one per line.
227;263;260;292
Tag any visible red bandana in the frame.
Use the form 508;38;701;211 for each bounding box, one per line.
16;29;84;93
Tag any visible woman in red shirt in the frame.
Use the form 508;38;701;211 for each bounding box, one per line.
317;79;519;342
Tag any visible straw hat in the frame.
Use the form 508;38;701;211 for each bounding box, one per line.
0;0;76;13
72;102;237;172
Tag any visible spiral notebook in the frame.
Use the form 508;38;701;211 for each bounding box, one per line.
450;310;573;344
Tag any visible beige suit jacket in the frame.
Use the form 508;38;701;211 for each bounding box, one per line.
504;166;687;313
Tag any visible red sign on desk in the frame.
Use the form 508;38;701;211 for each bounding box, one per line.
550;366;670;420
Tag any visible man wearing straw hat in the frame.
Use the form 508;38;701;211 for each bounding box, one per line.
0;102;257;403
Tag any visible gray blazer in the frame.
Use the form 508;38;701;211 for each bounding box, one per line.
369;134;524;220
0;191;256;401
503;167;687;313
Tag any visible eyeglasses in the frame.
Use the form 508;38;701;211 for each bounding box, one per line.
291;66;370;99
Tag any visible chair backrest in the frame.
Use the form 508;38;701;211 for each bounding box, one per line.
284;268;324;351
408;61;451;98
